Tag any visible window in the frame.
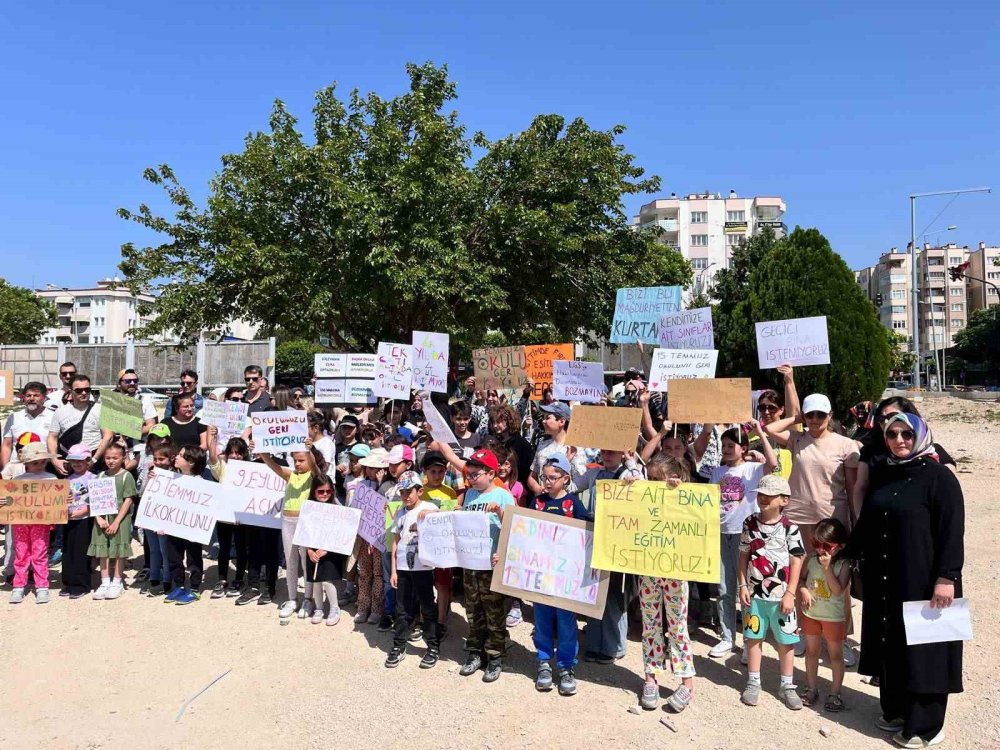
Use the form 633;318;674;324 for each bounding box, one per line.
928;271;945;279
727;233;743;246
950;287;963;296
726;210;745;222
691;258;710;269
988;271;1000;280
952;320;964;328
950;303;963;312
890;275;907;284
690;234;708;246
926;258;943;266
891;305;906;314
949;257;963;265
891;289;905;300
690;211;707;224
990;287;998;296
892;320;907;329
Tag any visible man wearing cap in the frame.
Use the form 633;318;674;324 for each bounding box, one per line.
114;369;158;437
527;402;587;496
1;382;53;475
458;448;515;683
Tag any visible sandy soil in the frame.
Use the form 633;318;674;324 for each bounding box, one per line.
1;396;997;750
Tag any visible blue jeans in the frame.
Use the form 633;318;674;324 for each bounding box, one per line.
717;533;742;643
533;603;579;669
381;547;396;616
584;572;627;658
150;534;170;585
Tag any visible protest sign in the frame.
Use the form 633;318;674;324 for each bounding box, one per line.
490;506;609;618
292;500;362;555
352;483;388;553
249;410;307;455
314;353;347;378
610;286;682;344
135;469;223;544
344;379;377;404
658;306;714;349
217;459;285;527
0;478;68;524
648;349;718;391
314;379;346;404
0;370;12;406
97;390;144;439
523;343;574;399
87;476;119;517
374;342;414;399
472;345;527;390
412;331;449;393
346;353;377;378
666;378;752;424
552;360;607;403
564;405;642;452
384;500;402;531
417;511;492;570
421;399;459;447
200;399;248;435
591;480;720;584
755;315;830;368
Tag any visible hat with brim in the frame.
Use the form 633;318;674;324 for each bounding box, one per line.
359;447;389;469
757;474;791;497
19;442;52;463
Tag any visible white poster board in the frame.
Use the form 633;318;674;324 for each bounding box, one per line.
552;360;607;403
314;353;347;378
346;354;377;378
87;477;120;517
421;398;459;447
417;511;492;570
200;399;248;433
344;379;377;405
249;410;308;455
648;349;719;391
374;342;414;399
292;500;361;555
658;306;714;349
412;331;449;393
217;459;286;528
314;379;346;404
135;469;224;544
755;316;830;368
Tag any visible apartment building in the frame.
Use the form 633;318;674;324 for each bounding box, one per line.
966;241;1000;311
915;243;970;352
632;190;787;292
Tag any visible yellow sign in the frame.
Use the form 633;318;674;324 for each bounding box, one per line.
591;479;720;583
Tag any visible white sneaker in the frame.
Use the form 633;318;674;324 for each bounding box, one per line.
310;606;324;624
298;600;314;619
740;643;749;665
892;729;944;748
843;643;857;667
35;588;50;604
93;583;110;600
326;610;341;626
709;639;734;658
278;600;297;618
10;587;25;604
105;582;123;600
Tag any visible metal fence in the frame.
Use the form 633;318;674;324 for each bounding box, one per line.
0;339;276;390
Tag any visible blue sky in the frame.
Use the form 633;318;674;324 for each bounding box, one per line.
1;1;996;290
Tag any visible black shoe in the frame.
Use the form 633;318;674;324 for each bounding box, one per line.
535;662;554;691
258;589;273;606
595;653;615;665
235;588;260;606
419;649;439;669
59;589;71;598
408;626;423;643
377;614;394;632
385;648;405;668
482;658;502;683
225;581;243;598
211;582;226;599
459;654;483;676
582;650;600;663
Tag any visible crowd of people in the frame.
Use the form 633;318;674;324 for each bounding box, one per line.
0;360;965;748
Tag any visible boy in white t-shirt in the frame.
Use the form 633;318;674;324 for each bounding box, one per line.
386;471;440;669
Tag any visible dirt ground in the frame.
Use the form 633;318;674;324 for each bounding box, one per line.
1;396;997;750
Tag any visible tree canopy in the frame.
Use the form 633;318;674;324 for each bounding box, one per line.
119;62;690;355
0;279;57;344
954;307;1000;374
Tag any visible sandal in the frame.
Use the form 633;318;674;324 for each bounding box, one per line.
824;693;845;712
801;688;820;707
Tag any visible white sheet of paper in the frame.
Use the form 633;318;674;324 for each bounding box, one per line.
421;397;459;447
903;598;973;646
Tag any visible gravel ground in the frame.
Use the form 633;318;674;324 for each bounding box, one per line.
1;396;997;750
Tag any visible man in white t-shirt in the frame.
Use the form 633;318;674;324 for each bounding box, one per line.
1;382;54;473
47;374;112;475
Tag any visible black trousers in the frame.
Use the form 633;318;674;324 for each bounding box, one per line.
247;526;280;594
880;664;949;741
393;569;439;651
166;535;204;590
61;517;93;595
216;522;248;585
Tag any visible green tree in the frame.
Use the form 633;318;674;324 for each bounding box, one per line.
714;227;890;417
118;62;690;353
885;328;916;376
0;279;58;344
275;340;326;382
954;307;1000;373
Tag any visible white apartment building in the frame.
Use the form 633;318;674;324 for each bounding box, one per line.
36;278;259;344
966;241;1000;312
632;190;787;292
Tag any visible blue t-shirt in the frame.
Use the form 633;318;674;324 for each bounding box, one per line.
532;492;591;521
463;486;515;554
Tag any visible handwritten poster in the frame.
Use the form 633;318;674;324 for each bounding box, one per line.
422;399;459;447
412;331;449;393
666;378;752;424
591;480;720;584
523;343;574;399
564;405;642;452
658;306;714;349
292;500;362;555
0;478;68;524
755;316;830;369
552;360;607;403
200;399;248;436
490;506;609;618
218;459;286;527
249;410;308;455
374;342;414;399
352;483;389;553
0;370;12;406
472;345;528;390
417;511;492;570
314;353;347;378
97;390;144;439
610;286;682;344
135;469;223;545
87;476;120;517
648;349;719;391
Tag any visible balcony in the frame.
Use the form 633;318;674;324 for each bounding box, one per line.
53;326;73;340
71;309;90;323
656;218;678;232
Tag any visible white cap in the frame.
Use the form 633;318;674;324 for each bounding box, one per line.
802;393;832;414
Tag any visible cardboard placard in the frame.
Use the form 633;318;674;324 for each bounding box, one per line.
217;459;286;527
472;345;527;390
87;476;120;517
412;331;449;394
374;342;414;399
0;370;13;406
490;506;609;618
416;511;492;570
610;286;682;344
755;315;830;368
665;378;752;424
134;469;223;544
564;405;642;452
523;343;574;399
352;483;388;553
292;500;361;555
552;360;607;403
314;353;347;378
97;390;144;439
249;410;308;455
658;306;714;349
0;478;68;524
591;480;720;584
648;349;718;392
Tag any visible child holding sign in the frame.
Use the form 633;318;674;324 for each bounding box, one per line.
7;442;57;604
88;442;136;602
305;476;343;626
164;445;208;605
63;444;96;599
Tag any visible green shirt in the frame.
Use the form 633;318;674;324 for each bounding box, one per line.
802;556;848;622
283;472;313;514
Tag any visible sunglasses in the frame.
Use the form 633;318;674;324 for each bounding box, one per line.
803;411;827;420
876;412;900;424
313;488;334;497
228;397;242;402
121;378;138;385
759;404;780;414
180;380;196;386
813;542;838;552
73;387;91;394
885;429;915;441
244;376;259;383
60;371;76;378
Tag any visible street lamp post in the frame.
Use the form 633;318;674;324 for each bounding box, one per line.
910;188;991;389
